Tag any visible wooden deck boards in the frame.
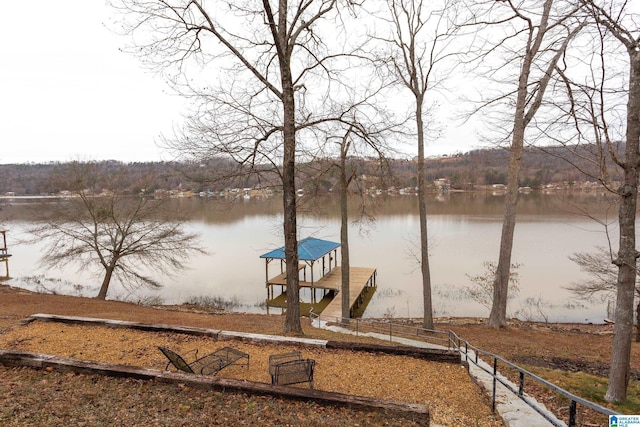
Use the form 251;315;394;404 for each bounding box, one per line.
320;267;376;320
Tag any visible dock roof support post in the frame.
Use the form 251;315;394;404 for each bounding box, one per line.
0;230;9;279
265;259;271;299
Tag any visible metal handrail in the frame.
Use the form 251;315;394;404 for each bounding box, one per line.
311;312;450;348
448;330;618;427
310;313;619;427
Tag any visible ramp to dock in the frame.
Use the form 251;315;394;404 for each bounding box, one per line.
320;267;376;319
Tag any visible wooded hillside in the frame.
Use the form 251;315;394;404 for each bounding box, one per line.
0;146;615;196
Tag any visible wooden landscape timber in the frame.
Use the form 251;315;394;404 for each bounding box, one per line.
0;350;429;426
325;341;459;364
0;349;430;426
23;313;459;363
3;313;475;426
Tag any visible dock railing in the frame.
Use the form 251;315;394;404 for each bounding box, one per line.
310;313;619;427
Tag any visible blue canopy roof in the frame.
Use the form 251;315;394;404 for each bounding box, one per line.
260;237;340;261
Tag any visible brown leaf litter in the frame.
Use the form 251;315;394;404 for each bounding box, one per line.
0;321;503;426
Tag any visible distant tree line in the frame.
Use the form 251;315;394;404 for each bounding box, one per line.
0;145;619;197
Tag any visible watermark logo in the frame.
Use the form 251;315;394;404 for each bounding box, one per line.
611;415;640;427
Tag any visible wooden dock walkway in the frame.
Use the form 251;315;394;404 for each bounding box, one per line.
320;267;376;320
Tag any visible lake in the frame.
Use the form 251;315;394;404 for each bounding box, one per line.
0;191;621;323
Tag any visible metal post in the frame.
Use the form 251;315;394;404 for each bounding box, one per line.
492;357;498;412
518;372;525;397
569;400;577;427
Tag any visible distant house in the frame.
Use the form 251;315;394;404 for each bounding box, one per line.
434;178;450;193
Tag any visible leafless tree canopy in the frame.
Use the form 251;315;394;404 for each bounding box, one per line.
112;0;390;171
455;0;587;328
567;246;640;343
531;0;640;402
28;161;205;300
110;0;399;333
465;261;520;311
371;0;466;329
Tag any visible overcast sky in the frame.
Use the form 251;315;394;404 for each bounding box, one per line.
0;1;481;165
0;1;185;164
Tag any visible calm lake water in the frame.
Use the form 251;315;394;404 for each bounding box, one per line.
0;192;622;323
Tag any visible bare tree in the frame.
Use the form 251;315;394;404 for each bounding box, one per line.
465;261;520;312
466;0;585;328
544;0;640;403
28;161;204;300
338;131;353;320
300;108;396;320
330;126;391;320
376;0;463;329
112;0;373;333
567;247;640;341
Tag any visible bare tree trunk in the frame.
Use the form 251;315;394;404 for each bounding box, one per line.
488;54;529;328
416;100;433;329
112;0;362;334
97;263;117;300
340;166;350;321
489;135;523;328
282;93;302;333
383;0;460;328
606;49;640;402
551;1;638;399
489;0;560;328
282;135;301;333
340;138;351;321
636;300;640;343
608;181;638;401
281;53;302;334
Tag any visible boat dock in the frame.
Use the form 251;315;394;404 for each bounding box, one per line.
260;237;377;318
265;266;377;318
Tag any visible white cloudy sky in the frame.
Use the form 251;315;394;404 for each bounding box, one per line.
0;1;481;165
0;1;185;164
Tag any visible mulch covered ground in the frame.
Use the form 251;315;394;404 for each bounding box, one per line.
0;366;422;427
5;284;639;426
9;284;640;426
0;314;503;426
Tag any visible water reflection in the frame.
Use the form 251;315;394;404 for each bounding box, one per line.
0;192;620;322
